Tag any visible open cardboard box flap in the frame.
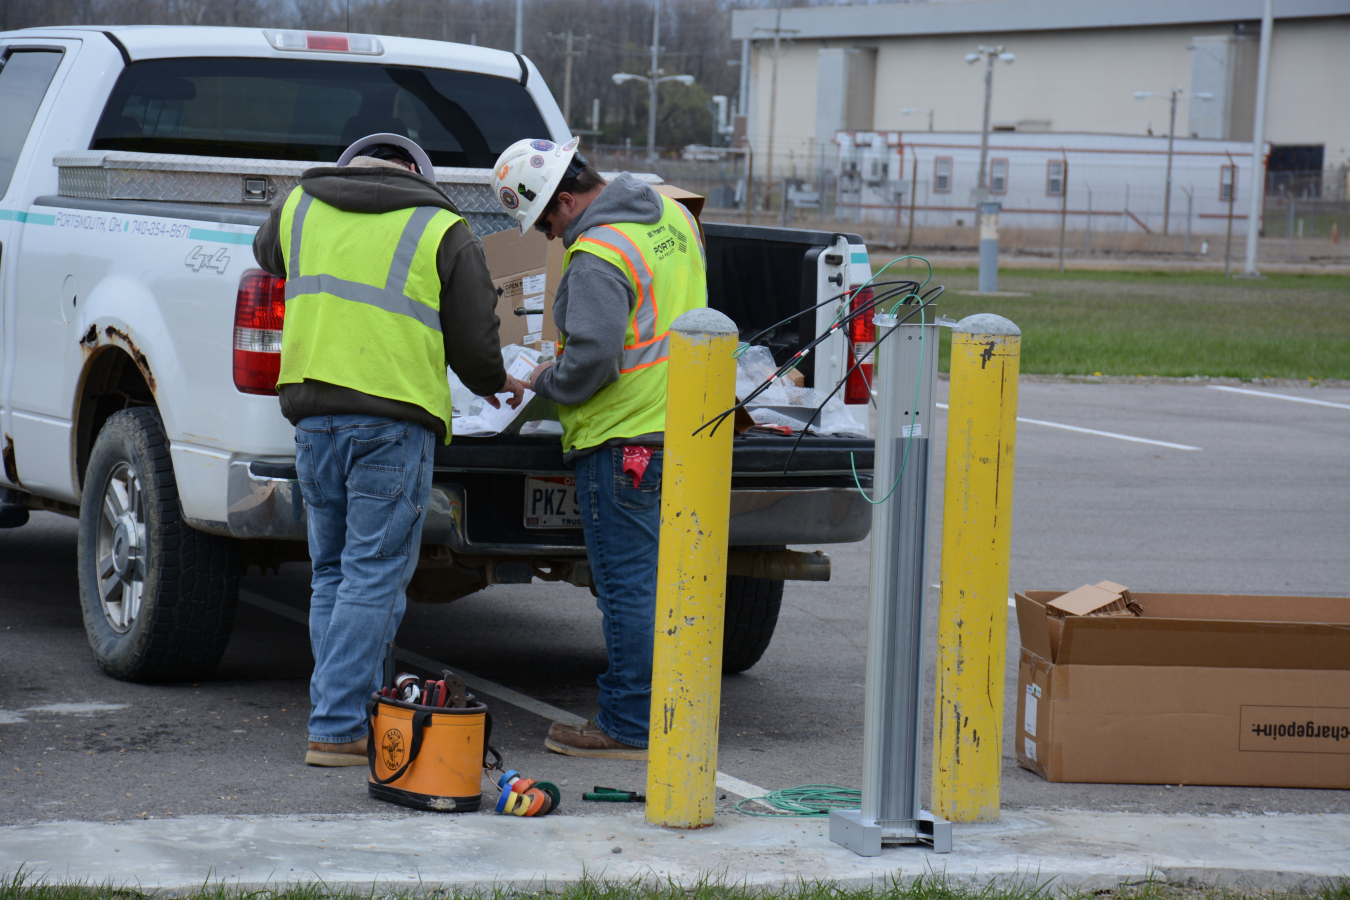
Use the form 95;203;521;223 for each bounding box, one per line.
1016;590;1350;670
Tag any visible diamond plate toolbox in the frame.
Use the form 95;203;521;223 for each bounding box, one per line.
54;151;518;237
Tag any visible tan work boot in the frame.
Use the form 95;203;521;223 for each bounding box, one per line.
305;735;369;767
544;719;647;760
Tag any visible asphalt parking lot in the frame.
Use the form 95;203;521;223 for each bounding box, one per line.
2;381;1347;826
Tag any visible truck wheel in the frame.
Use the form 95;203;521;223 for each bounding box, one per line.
77;407;240;682
722;546;785;674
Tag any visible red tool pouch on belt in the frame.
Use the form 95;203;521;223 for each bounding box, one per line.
366;694;497;812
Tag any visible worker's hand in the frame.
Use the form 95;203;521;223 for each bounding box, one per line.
481;373;528;410
526;361;554;390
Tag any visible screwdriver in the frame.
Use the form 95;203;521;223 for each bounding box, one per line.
582;785;645;802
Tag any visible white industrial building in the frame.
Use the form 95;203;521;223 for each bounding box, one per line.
731;0;1350;206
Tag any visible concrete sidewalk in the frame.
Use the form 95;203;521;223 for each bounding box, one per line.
3;809;1347;893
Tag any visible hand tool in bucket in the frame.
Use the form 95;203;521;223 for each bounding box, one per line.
366;643;560;816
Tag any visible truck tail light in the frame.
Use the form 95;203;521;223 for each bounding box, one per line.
844;285;875;404
233;270;286;395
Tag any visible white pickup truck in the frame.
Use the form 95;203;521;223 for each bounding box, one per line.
0;25;877;683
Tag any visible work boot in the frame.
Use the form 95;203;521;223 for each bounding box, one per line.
305;735;368;767
544;719;647;760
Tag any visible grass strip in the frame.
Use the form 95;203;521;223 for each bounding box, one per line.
871;267;1350;380
4;869;1348;900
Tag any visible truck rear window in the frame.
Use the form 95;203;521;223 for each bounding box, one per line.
90;57;548;169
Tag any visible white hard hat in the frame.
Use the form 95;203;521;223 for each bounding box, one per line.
491;136;583;234
337;133;436;179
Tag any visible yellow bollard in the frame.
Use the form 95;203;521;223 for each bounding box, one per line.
647;308;739;829
932;314;1021;823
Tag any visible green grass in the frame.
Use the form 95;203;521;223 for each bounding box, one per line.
2;871;1348;900
865;266;1350;381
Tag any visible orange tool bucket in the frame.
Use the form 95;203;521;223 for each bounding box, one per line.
366;695;492;812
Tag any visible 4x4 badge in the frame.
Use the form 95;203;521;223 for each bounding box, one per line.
184;246;230;274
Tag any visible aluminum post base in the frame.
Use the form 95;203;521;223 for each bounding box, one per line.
828;809;952;856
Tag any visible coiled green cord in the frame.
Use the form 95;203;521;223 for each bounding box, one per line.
735;783;862;817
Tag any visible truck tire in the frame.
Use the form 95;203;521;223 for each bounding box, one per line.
722;545;786;674
77;407;240;682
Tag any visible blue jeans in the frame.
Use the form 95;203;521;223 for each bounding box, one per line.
575;446;663;748
294;415;435;744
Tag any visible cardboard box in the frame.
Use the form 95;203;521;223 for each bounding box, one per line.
477;184;704;354
1014;589;1350;789
480;227;562;354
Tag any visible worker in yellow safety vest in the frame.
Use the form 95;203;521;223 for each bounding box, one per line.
491;137;707;758
253;133;525;767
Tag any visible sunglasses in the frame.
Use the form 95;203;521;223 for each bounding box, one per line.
533;207;557;235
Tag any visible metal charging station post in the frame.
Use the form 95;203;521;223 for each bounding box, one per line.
829;306;951;856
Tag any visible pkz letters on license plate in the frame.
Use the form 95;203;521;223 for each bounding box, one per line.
524;476;581;529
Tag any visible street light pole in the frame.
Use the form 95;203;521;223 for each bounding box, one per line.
1243;0;1274;276
977;53;994;192
965;46;1013;196
1136;89;1212;236
612;10;695;165
753;10;798;213
966;46;1013;293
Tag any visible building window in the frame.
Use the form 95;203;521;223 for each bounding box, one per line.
934;157;952;193
1220;165;1237;202
1047;160;1066;197
990;158;1008;194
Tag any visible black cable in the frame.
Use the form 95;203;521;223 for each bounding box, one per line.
696;282;920;438
737;279;921;352
779;292;943;474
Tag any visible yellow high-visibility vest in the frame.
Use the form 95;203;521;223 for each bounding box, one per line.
558;194;708;453
277;189;462;443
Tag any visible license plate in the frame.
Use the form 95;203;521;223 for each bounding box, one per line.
523;476;581;529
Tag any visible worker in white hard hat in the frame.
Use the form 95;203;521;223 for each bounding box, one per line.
491;137;707;759
253;133;526;767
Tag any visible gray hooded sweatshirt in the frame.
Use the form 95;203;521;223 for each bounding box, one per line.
531;173;666;458
253;157;506;440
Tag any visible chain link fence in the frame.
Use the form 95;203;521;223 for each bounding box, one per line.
589;148;1350;267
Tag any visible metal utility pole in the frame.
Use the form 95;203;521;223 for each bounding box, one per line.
514;0;523;55
611;0;694;164
549;30;591;126
966;46;1012;293
1244;0;1274;276
1224;150;1237;276
564;32;576;126
1134;88;1211;235
966;46;1014;197
754;10;799;208
1165;90;1178;234
1058;151;1068;272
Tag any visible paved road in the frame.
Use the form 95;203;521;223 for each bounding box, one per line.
2;382;1347;825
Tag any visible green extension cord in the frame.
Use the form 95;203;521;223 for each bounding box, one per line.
735;783;862;817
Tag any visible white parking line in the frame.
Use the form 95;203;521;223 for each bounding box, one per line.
1207;385;1350;410
936;403;1201;450
239;589;773;804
